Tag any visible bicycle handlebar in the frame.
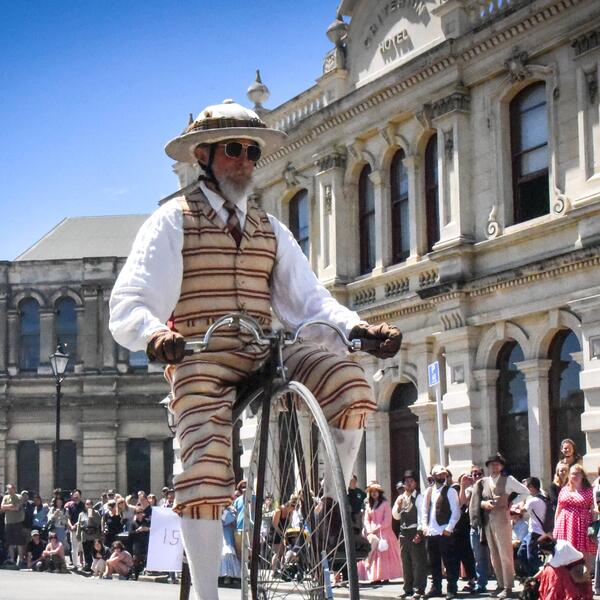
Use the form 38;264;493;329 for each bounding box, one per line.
183;313;375;354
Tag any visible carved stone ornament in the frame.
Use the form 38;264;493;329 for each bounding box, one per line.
571;30;600;58
444;131;454;161
324;184;333;214
486;205;501;239
552;187;571;216
429;88;471;120
585;69;598;105
248;189;263;208
316;151;347;172
282;162;306;188
504;47;531;83
415;105;432;130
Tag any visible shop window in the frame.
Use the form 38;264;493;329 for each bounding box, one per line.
549;330;584;467
425;135;440;252
358;164;376;274
19;298;40;371
127;438;150;495
510;82;549;224
390;149;410;263
55;297;77;370
289;189;310;257
496;341;529;480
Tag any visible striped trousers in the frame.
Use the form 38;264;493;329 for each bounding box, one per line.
165;341;376;518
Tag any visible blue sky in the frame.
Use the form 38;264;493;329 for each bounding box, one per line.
0;1;336;260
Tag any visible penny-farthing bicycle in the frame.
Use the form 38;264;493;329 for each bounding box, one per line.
182;313;374;600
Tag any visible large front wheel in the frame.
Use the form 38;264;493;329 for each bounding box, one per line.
241;381;360;600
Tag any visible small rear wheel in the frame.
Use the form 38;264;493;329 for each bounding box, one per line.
241;381;360;600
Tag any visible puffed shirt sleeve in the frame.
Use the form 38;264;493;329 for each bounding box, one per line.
268;215;365;349
109;201;184;351
506;475;530;505
416;493;427;532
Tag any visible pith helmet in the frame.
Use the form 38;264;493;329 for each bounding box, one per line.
165;99;287;164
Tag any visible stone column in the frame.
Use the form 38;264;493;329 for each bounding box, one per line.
116;438;128;494
38;441;54;498
0;421;7;488
149;438;165;495
568;295;600;472
80;418;117;499
472;369;500;464
101;289;116;370
82;287;99;371
0;293;7;373
436;325;482;473
514;359;553;487
6;440;18;486
38;308;54;374
410;402;438;487
403;155;423;261
7;309;18;375
369;169;389;274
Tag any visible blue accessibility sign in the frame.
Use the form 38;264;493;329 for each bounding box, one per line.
428;361;440;387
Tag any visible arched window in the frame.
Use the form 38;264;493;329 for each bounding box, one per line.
496;341;529;480
390;149;410;263
425;135;440;252
358;164;376;274
19;298;40;371
549;330;584;467
55;297;77;369
289;189;309;257
510;82;549;224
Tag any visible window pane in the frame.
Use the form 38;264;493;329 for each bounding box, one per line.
19;298;40;371
517;173;549;221
289;189;309;258
521;145;549;175
359;165;375;273
129;350;149;369
399;198;410;256
520;104;548;151
519;83;546;112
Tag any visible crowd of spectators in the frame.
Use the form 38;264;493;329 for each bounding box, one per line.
349;438;599;599
0;484;174;580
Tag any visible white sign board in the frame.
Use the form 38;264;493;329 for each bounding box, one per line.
428;361;440;387
146;507;183;572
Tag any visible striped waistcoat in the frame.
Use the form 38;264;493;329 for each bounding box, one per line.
171;190;277;337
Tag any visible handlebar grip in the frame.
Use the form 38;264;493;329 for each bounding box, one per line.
354;338;382;353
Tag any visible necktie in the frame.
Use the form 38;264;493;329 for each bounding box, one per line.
224;201;243;248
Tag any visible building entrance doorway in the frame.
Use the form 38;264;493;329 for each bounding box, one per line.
389;381;419;514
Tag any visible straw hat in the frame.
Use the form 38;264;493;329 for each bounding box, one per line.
165;99;287;164
366;481;384;493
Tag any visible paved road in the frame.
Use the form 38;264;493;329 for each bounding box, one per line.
0;569;519;599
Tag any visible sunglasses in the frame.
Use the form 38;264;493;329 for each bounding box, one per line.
219;141;261;162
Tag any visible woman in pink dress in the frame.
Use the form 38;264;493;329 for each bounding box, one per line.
357;481;402;583
553;464;597;572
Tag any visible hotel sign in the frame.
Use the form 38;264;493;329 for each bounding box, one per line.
346;0;444;86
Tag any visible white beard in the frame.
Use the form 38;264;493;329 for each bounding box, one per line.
218;174;253;206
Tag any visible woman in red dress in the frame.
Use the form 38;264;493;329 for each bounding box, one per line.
553;464;597;572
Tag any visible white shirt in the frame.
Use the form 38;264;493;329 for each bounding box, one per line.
487;474;529;505
109;183;364;352
425;485;461;536
392;490;426;531
525;495;547;535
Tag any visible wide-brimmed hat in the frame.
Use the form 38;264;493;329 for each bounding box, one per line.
165;99;287;164
430;465;448;477
366;481;384;493
485;452;507;467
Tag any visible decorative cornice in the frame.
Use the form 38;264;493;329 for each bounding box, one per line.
571;29;600;57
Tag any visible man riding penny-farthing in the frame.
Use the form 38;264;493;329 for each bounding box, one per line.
109;99;401;600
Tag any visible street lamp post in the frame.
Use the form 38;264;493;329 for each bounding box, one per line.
49;344;70;490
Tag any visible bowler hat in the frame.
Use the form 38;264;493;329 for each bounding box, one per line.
402;469;418;483
485;452;506;466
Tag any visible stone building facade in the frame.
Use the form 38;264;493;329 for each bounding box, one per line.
221;0;600;492
0;216;173;499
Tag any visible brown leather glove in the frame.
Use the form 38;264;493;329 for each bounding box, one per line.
348;322;402;359
146;330;187;363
